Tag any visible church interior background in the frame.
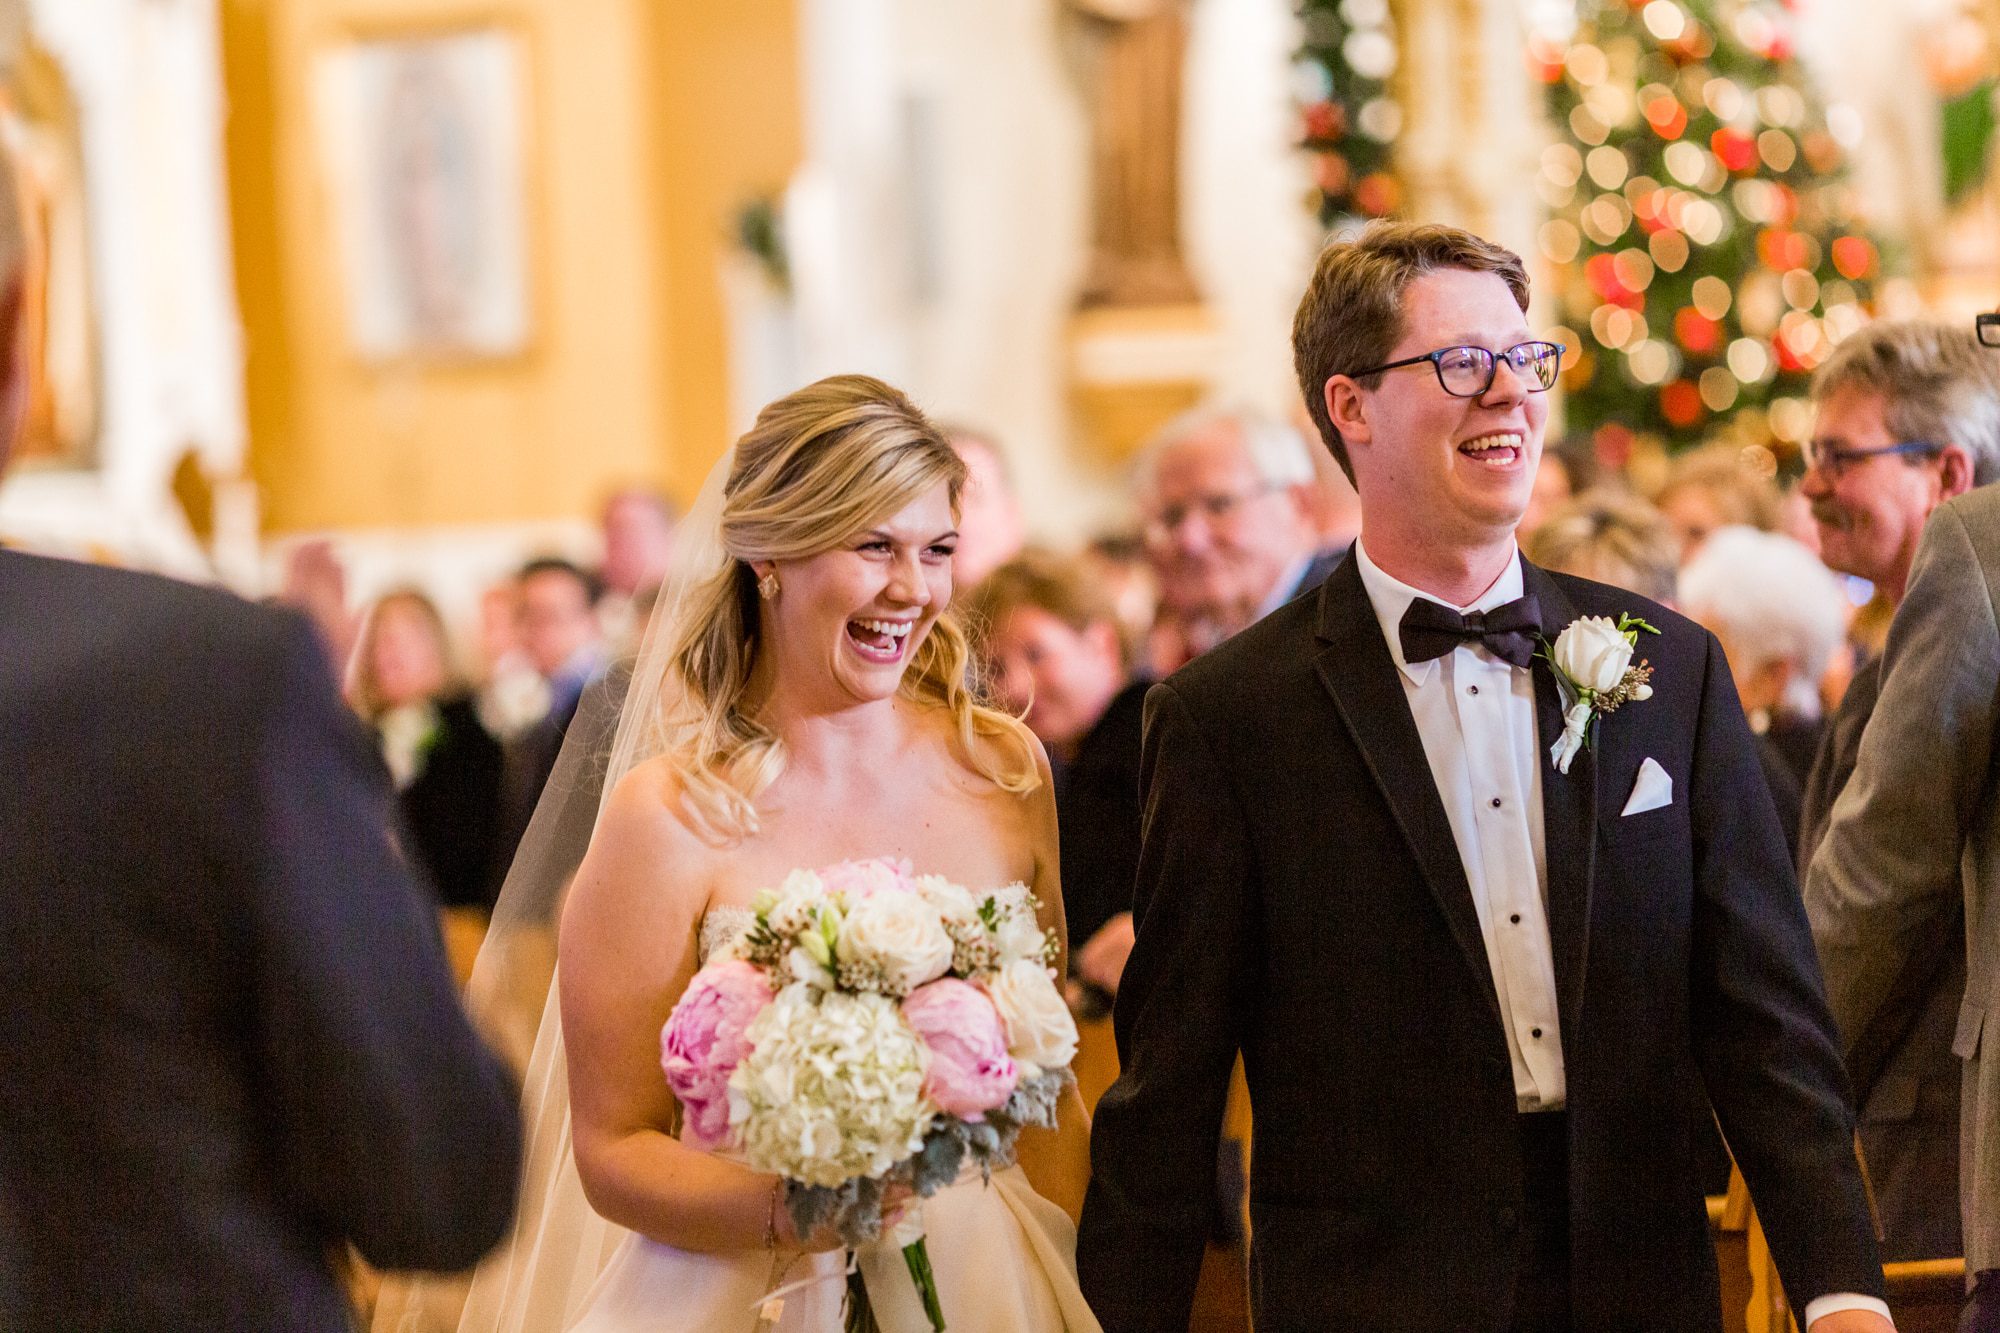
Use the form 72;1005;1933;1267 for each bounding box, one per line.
2;0;1998;633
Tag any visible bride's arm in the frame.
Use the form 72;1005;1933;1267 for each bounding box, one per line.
560;764;789;1253
1010;744;1093;1225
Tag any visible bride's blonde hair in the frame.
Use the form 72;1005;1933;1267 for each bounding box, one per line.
653;374;1039;841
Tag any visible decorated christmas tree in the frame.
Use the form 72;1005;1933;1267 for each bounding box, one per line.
1531;0;1882;462
1295;0;1403;225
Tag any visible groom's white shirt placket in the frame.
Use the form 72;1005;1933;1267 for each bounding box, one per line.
1354;539;1565;1113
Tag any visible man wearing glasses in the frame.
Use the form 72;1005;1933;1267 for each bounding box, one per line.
1132;406;1336;672
1081;221;1889;1331
1795;323;2000;1265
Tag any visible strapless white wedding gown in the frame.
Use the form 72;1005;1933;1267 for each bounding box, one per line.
563;907;1101;1333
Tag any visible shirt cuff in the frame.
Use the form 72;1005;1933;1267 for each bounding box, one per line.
1801;1293;1893;1327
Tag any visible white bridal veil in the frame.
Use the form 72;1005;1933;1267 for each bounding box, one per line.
374;450;739;1333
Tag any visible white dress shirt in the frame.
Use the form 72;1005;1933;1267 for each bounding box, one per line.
1355;540;1565;1111
1352;540;1890;1329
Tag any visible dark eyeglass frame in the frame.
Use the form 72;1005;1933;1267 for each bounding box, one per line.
1348;341;1567;398
1801;438;1945;479
1976;313;2000;349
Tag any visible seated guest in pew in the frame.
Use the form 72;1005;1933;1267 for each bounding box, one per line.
350;588;507;913
1678;526;1849;804
1520;486;1679;605
1653;440;1785;559
970;549;1149;1013
0;146;521;1328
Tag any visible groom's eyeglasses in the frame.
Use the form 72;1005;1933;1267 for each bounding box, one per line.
1348;341;1566;398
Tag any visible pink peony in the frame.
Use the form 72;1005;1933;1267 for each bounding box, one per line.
818;857;915;900
660;960;775;1148
901;978;1018;1121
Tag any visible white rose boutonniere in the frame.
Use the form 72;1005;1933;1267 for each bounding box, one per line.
1539;613;1659;774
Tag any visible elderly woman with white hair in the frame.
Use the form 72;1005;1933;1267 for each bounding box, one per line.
1677;524;1850;862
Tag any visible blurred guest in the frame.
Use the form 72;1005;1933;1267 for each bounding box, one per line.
350;588;505;912
1807;482;2000;1311
1520;439;1597;539
0;149;520;1327
944;425;1026;588
1653;441;1783;557
1136;405;1336;673
1520;487;1678;604
1077;531;1159;660
1300;419;1364;552
1678;526;1850;857
969;551;1147;1008
1798;318;2000;1261
596;486;677;650
277;536;358;672
473;580;548;740
494;558;609;877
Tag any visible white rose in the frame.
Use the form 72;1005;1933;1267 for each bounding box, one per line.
994;908;1049;965
914;875;978;929
986;958;1078;1072
837;890;954;992
1552;616;1633;694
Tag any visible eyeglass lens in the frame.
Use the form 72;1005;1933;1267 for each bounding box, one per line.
1436;343;1562;396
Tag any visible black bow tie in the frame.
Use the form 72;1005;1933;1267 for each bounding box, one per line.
1398;594;1542;669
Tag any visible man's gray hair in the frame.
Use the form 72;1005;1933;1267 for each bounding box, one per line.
1132;404;1316;496
1812;319;2000;486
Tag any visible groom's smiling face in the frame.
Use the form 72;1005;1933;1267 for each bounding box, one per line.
1333;267;1547;553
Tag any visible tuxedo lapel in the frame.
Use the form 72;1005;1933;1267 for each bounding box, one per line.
1312;559;1501;1023
1522;562;1599;1036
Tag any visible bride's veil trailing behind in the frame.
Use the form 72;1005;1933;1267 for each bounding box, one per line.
373;449;739;1333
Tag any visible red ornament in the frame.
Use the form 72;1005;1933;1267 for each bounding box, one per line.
1661;380;1704;428
1711;128;1758;173
1354;172;1403;217
1773;332;1805;373
1303;101;1346;142
1645;95;1689;141
1674;308;1723;356
1527;38;1566;83
1831;235;1877;280
1585;253;1626;301
1766;183;1799;227
1315;152;1352;198
1757;228;1809;272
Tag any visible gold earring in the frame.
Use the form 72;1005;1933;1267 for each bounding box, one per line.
757;571;780;600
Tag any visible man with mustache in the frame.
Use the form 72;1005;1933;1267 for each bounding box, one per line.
1798;320;2000;1261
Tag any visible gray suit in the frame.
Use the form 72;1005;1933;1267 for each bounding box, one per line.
1807;483;2000;1276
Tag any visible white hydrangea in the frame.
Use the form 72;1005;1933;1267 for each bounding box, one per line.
728;986;936;1187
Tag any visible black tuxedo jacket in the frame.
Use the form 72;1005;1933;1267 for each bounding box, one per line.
0;552;521;1331
1076;553;1881;1332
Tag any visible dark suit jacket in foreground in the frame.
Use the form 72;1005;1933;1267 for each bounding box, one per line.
1054;679;1149;956
1077;554;1880;1332
0;552;522;1332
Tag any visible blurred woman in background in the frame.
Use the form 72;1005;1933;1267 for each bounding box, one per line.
350;588;505;922
970;550;1146;1012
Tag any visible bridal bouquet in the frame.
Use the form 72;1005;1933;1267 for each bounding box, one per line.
659;858;1078;1333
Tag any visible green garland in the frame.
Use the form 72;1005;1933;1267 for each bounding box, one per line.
1538;0;1884;459
1296;0;1403;224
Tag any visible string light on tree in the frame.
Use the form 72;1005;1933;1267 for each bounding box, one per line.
1297;0;1403;223
1534;0;1886;463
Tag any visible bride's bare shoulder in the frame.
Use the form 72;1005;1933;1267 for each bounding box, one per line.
571;757;720;920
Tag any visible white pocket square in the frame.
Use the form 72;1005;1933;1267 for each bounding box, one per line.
1620;757;1673;816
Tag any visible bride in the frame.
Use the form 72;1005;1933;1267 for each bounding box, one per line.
430;375;1100;1332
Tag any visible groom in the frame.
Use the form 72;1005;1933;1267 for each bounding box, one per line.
1076;223;1891;1331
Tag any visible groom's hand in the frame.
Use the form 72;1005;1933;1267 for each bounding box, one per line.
1077;912;1136;994
1807;1311;1895;1333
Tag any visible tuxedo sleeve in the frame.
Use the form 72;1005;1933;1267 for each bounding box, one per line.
1807;502;1994;1060
239;612;522;1270
1686;631;1883;1304
1078;681;1256;1332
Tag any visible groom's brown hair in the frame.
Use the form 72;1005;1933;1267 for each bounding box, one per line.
1292;221;1530;483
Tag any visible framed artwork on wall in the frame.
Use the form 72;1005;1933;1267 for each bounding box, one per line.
313;24;531;362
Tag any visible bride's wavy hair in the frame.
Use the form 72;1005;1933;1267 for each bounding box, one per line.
653;373;1039;842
